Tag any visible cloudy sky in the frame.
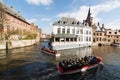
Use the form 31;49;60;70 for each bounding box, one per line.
2;0;120;34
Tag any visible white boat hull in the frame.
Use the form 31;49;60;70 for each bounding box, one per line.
112;43;120;47
52;42;92;50
41;49;61;57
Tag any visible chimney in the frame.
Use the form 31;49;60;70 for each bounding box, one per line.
18;11;20;14
10;6;13;9
102;24;104;28
97;22;100;26
83;20;85;25
119;29;120;32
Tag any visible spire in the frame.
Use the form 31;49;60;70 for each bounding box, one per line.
85;7;92;26
86;7;91;19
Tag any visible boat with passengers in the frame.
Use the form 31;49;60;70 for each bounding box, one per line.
41;47;61;57
57;56;103;75
112;43;120;47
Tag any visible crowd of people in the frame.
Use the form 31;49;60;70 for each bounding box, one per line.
59;55;99;72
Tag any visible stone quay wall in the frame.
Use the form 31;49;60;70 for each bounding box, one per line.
0;39;40;50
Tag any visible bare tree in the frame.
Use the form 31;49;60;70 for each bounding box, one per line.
0;2;9;40
0;1;4;40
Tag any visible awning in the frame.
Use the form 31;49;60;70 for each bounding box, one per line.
54;34;77;38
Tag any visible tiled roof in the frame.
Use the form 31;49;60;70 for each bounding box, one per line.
1;2;30;24
53;17;85;27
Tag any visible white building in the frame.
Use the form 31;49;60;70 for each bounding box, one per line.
51;17;92;50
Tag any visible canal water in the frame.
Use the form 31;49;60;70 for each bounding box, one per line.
0;41;120;80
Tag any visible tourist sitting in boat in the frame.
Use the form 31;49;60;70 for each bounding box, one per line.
59;60;69;71
58;56;100;72
89;56;98;64
59;58;84;72
84;55;90;65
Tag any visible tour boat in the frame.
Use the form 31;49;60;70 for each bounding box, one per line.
112;43;120;47
57;57;103;75
41;47;61;57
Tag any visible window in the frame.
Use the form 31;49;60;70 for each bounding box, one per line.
57;28;60;33
58;21;60;23
104;33;106;36
103;38;106;41
55;38;60;42
100;33;102;36
72;29;75;34
61;39;65;42
100;38;101;41
93;38;95;42
96;38;98;41
62;28;65;33
86;31;89;34
86;37;88;41
80;29;83;34
63;21;66;24
89;31;91;35
79;37;80;41
76;29;79;34
89;37;91;41
97;33;99;36
70;38;73;41
79;37;82;41
74;38;77;41
66;38;69;42
0;11;2;18
67;28;70;34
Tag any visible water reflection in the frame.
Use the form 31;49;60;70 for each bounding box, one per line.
56;47;92;61
0;51;7;59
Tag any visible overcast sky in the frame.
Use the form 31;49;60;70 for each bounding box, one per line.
2;0;120;34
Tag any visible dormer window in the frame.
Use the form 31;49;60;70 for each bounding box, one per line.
58;21;60;23
72;22;74;24
77;21;80;25
115;32;117;34
63;21;66;24
109;32;111;34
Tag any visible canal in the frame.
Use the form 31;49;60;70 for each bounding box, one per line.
0;41;120;80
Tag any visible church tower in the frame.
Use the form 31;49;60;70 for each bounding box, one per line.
85;7;93;26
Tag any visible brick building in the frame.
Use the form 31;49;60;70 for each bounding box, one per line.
0;2;40;40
